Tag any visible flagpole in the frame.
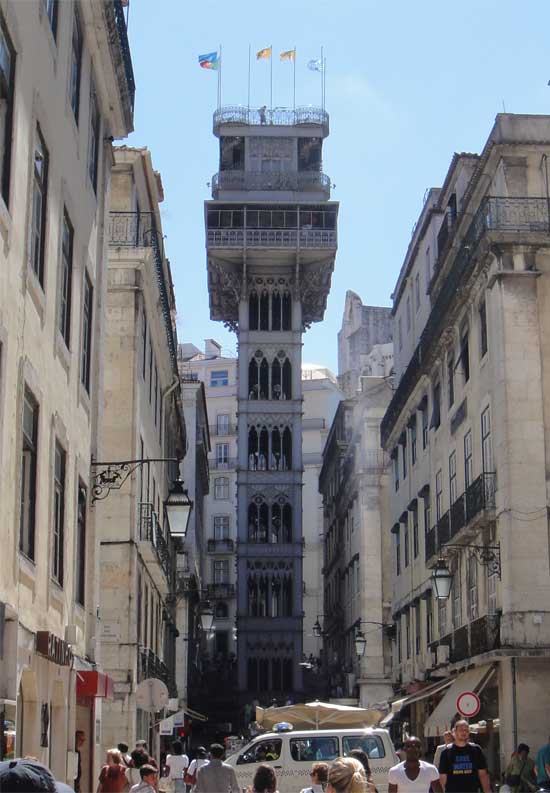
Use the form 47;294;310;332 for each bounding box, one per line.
323;55;326;111
218;43;222;109
270;44;273;113
247;44;251;122
320;46;323;110
293;46;296;113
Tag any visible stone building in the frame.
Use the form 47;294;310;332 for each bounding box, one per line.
96;146;185;756
381;114;550;772
319;304;394;707
205;105;338;704
0;0;133;784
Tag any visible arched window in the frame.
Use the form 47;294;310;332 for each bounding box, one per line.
248;359;258;399
271;359;281;400
259;658;269;689
215;602;228;619
272;291;282;331
259;290;269;330
258;503;269;543
248;427;258;469
283;658;293;690
271;575;282;617
248;657;258;689
282;291;291;330
282;575;293;616
259;358;269;399
249;290;259;330
282;427;292;470
271;427;281;470
258;576;268;616
282;358;292;399
248;575;258;616
282;503;292;542
259;427;269;469
271;503;281;543
272;657;282;690
248;503;259;541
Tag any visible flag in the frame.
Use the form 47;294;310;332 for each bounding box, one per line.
308;59;323;72
280;49;295;62
256;47;272;60
198;51;219;70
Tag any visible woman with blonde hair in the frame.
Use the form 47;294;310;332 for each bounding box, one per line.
327;757;375;793
97;748;128;793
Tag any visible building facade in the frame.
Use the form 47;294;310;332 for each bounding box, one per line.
381;114;550;772
0;0;133;785
205;106;338;704
96;146;184;756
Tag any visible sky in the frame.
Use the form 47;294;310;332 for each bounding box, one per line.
124;0;550;372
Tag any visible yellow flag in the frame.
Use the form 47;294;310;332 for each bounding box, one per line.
256;47;272;60
280;49;295;62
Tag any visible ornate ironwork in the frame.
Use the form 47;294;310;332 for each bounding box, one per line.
444;543;501;577
207;583;236;599
213;105;329;134
111;0;135;114
207;538;235;553
139;502;172;582
91;458;178;503
212;170;331;197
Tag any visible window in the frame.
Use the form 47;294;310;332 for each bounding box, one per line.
435;470;443;520
76;484;86;606
426;594;433;645
395;526;401;576
479;299;488;357
412;504;419;559
214;630;229;656
342;736;385;759
447;353;455;408
406;295;411;331
415;602;421;654
410;416;417;465
421;399;428;449
0;13;15;206
52;441;66;586
425;247;431;290
487;569;497;615
211;369;229;387
415;272;420;312
30;125;49;286
460;328;470;383
216;443;229;466
403;518;409;568
452;565;462;629
58;209;74;347
401;435;407;480
430;382;441;430
423;491;431;537
398;317;403;351
406;610;411;658
141;311;147;379
43;0;58;39
69;8;83;122
214;515;229;539
20;389;39;560
217;414;230;435
213;559;229;584
238;739;283;765
289;737;338;762
481;407;493;473
467;554;478;620
88;77;100;192
464;430;473;487
214;476;229;500
438;598;447;637
81;273;93;393
396;618;402;664
392;450;399;492
449;451;457;504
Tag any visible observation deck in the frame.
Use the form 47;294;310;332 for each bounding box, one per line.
213;105;329;137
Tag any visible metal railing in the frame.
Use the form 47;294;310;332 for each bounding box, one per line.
210;457;238;470
207;538;235;553
382;196;550;446
209;423;237;436
432;614;500;664
207;228;337;250
212;170;331;197
108;212;178;374
425;473;496;560
139;502;172;582
139;649;178;698
207;582;236;598
213;105;329;134
111;1;135;114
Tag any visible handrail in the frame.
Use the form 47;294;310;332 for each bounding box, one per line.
212;170;331;197
213;105;329;133
112;0;135;113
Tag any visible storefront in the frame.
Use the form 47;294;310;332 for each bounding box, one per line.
76;670;115;792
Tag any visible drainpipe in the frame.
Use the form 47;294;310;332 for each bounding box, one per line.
511;657;518;749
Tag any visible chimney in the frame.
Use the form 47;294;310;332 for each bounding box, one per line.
204;339;222;358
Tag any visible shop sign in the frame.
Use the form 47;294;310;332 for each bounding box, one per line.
456;690;480;718
36;631;73;667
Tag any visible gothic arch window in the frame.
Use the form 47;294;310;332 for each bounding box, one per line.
248;427;258;469
248;503;259;541
282;427;292;470
259;290;269;330
248;359;258;399
258;503;268;543
249;290;259;330
282;291;291;330
259;658;269;689
283;658;293;690
272;358;281;400
259;427;269;469
215;601;228;619
282;575;292;616
272;290;282;330
271;503;281;543
248;657;258;689
272;657;282;690
259;358;269;399
271;575;282;616
282;503;292;542
258;576;268;616
248;575;258;616
271;427;281;470
282;358;292;399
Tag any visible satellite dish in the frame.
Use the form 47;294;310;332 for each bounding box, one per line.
135;678;170;712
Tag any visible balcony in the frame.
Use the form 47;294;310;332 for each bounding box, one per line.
210;457;238;470
207;583;236;599
213;105;329;136
431;614;500;664
425;473;496;562
209;423;237;437
139;503;172;592
212;170;331;199
107;1;135;131
207;538;235;553
381;196;550;447
139;649;178;699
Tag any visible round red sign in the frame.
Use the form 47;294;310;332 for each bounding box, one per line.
456;690;481;718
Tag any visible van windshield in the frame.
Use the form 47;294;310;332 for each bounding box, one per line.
342;736;385;758
289;737;339;762
237;739;282;765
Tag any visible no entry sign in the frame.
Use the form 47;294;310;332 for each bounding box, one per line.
456;690;481;718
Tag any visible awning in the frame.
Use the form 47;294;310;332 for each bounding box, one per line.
173;706;208;723
379;677;453;726
423;664;495;738
257;700;382;729
76;671;114;700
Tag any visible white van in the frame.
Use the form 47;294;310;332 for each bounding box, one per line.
226;727;398;793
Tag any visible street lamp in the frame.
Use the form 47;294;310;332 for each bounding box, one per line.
432;558;454;600
313;616;324;638
165;478;193;538
354;630;367;658
200;602;215;633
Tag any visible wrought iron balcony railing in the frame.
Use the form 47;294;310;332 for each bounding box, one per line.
431;614;500;664
139;649;178;698
425;473;496;561
381;196;550;446
212;170;331;197
213;105;329;134
209;423;237;437
206;582;236;598
207;538;235;553
111;1;135;120
139;502;172;582
210;457;238;470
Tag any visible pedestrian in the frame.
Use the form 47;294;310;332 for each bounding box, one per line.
74;730;85;793
118;743;132;767
259;106;267;125
130;764;158;793
186;747;208;787
194;743;240;793
438;720;490;793
434;732;454;770
327;757;368;793
126;749;149;788
135;741;158;770
347;749;374;787
0;756;76;792
97;748;128;793
300;761;329;793
251;763;277;793
388;736;442;793
537;736;550;790
165;740;189;792
505;743;537;792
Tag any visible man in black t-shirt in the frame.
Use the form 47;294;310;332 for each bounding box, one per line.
438;720;490;793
